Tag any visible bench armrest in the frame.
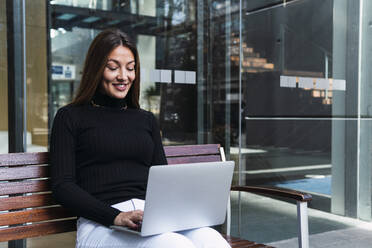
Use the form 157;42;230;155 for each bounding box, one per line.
231;186;312;202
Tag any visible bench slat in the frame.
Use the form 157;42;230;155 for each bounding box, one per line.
248;244;274;248
164;144;220;157
0;206;74;226
0;193;56;211
167;155;222;165
222;235;274;248
0;152;48;167
0;180;49;196
0;165;48;181
0;219;76;242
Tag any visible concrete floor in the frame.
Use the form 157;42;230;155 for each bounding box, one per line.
268;227;372;248
229;191;372;247
1;191;372;247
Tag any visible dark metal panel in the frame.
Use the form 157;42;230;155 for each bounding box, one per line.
6;0;25;154
6;0;26;247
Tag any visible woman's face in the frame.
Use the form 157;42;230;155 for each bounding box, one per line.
101;45;135;99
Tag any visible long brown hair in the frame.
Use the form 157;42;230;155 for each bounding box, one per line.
71;29;140;108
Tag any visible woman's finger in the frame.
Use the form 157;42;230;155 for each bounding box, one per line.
130;210;143;221
114;210;144;227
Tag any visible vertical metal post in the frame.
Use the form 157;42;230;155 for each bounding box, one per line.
344;0;361;218
6;1;26;152
225;0;231;160
297;201;309;248
237;0;242;237
358;0;372;221
22;0;27;152
47;0;53;133
6;0;27;248
220;146;231;235
331;0;347;216
207;0;213;144
197;0;204;144
224;2;232;235
331;0;363;220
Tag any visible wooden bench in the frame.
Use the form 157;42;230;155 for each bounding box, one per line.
0;144;312;247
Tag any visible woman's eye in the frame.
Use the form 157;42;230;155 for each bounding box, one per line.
107;66;118;71
127;68;135;71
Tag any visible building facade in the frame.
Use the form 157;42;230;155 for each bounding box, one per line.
2;0;372;245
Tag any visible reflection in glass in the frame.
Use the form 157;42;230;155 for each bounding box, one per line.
26;0;49;152
0;0;8;154
240;0;334;213
50;0;200;146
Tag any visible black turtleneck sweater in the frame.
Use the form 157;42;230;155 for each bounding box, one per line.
50;92;167;227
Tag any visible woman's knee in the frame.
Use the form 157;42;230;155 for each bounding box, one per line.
183;227;220;239
148;232;196;248
182;227;231;248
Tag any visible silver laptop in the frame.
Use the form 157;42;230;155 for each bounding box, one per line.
110;161;234;236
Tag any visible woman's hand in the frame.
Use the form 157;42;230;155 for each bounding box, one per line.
113;210;143;228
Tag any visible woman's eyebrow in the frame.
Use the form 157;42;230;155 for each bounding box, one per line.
107;59;120;65
107;59;135;65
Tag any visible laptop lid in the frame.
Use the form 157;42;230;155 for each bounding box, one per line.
139;161;235;236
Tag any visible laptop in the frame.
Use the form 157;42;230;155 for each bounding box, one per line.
110;161;234;236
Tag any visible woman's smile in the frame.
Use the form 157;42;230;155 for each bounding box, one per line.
112;82;130;91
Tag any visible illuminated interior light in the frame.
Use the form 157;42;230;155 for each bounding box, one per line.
56;13;76;20
82;16;101;23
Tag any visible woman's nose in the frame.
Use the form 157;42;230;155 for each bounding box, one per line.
117;68;127;81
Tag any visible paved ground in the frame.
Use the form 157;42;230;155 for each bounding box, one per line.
268;227;372;248
229;191;372;247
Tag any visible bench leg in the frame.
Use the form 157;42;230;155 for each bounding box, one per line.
226;195;231;235
297;201;309;248
221;194;231;236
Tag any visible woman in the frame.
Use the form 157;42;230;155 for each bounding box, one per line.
50;28;231;248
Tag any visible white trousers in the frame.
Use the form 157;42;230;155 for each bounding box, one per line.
76;199;231;248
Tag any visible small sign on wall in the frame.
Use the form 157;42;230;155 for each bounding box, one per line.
143;69;197;84
52;64;76;80
280;75;346;91
175;70;196;84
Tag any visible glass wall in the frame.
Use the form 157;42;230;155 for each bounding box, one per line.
49;0;207;146
237;0;372;224
2;0;48;154
25;0;48;152
240;0;334;210
3;0;372;246
0;0;8;154
40;0;372;229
